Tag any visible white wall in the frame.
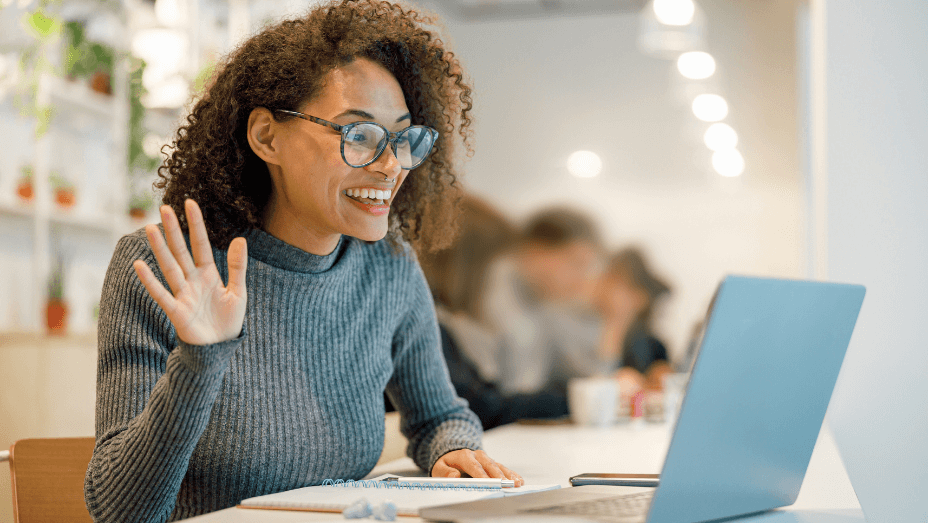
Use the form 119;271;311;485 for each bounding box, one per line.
422;0;803;358
812;1;928;521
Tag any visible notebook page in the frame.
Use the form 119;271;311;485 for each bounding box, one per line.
238;484;503;516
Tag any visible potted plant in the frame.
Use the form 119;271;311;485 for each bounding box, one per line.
128;191;153;220
16;165;34;202
50;171;76;208
46;259;68;335
63;21;115;96
88;42;115;96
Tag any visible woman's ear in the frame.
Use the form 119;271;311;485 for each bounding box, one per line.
247;107;280;165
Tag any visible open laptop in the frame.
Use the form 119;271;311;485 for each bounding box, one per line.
421;275;866;523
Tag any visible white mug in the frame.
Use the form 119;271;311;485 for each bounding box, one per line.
567;377;619;426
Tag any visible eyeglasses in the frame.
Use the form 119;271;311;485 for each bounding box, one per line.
274;109;439;170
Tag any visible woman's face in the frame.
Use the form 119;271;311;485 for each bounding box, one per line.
257;57;413;254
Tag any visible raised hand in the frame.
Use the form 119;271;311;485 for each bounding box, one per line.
133;199;248;346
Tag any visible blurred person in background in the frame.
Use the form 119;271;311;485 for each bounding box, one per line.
417;194;570;429
480;207;607;396
593;247;672;400
84;2;522;522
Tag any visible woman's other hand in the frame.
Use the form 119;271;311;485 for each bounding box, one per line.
133;199;248;346
432;449;524;487
615;366;645;404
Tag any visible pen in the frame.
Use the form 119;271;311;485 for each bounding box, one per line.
383;476;516;488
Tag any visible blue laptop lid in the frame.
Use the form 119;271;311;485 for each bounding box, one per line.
646;276;865;523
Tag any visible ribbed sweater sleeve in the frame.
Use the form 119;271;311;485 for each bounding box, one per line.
84;234;242;523
386;251;483;472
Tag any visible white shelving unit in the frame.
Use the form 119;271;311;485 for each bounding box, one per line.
0;7;145;336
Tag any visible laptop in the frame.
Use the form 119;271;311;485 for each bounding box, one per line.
421;275;866;523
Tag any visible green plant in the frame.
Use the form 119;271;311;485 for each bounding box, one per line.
20;165;34;181
49;170;72;190
15;6;63;138
64;21;115;80
129;190;154;211
128;57;160;172
47;257;65;301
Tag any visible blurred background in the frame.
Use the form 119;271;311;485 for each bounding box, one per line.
0;0;810;519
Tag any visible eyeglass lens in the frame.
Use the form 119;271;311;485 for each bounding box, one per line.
343;123;435;169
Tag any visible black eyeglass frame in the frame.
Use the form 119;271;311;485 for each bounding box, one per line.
274;109;439;170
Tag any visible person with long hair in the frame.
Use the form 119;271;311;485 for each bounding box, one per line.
594;247;672;397
84;2;521;521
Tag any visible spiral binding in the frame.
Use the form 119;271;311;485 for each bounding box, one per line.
320;478;498;491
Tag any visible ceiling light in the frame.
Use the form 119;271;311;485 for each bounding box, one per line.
677;51;715;80
692;94;728;122
567;151;602;178
653;0;695;26
712;149;744;177
704;123;738;151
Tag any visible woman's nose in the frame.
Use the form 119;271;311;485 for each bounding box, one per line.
367;144;403;179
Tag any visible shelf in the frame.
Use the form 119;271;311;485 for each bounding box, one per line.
0;200;35;219
47;76;117;119
50;209;115;234
0;201;120;234
0;330;98;349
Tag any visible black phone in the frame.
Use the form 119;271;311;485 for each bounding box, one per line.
569;473;660;487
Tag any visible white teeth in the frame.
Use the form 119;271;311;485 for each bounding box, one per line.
345;188;392;201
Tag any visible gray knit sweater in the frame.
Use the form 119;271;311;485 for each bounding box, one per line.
84;226;483;522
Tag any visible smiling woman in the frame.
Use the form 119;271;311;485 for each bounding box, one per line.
154;0;470;256
82;2;521;523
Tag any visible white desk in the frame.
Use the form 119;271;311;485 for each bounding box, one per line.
180;420;864;522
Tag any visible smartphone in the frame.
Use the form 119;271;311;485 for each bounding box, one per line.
569;473;660;487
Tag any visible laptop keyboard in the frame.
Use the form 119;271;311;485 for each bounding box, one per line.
523;491;654;521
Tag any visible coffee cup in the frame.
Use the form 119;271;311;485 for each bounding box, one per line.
567;377;619;426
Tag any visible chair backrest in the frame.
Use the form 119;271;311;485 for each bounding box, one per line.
7;437;95;523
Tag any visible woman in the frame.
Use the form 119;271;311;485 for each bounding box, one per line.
595;247;672;397
84;2;520;521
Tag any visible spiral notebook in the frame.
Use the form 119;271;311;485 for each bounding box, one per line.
237;474;560;517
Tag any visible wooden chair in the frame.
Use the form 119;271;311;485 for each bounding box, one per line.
3;438;96;523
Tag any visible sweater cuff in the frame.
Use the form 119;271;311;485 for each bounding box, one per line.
422;419;483;473
172;326;246;375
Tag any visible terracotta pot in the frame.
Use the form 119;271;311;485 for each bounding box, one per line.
17;181;34;201
55;188;75;208
46;299;68;335
90;71;112;96
129;207;147;219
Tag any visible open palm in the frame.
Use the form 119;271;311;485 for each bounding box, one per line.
133;199;248;346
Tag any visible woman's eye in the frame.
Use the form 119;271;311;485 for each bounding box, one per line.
345;132;369;144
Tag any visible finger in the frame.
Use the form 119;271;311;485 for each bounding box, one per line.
473;451;506;480
159;205;196;277
497;463;524;487
448;451;490;479
133;260;177;316
145;224;187;296
185;199;217;269
431;460;462;478
226;237;248;296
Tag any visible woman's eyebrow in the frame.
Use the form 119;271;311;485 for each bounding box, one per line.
335;109;412;123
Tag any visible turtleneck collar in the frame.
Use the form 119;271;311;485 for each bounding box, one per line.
242;228;347;274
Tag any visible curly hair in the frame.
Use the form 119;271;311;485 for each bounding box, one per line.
155;0;472;253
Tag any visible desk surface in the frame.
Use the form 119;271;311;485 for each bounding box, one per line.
179;420;862;522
